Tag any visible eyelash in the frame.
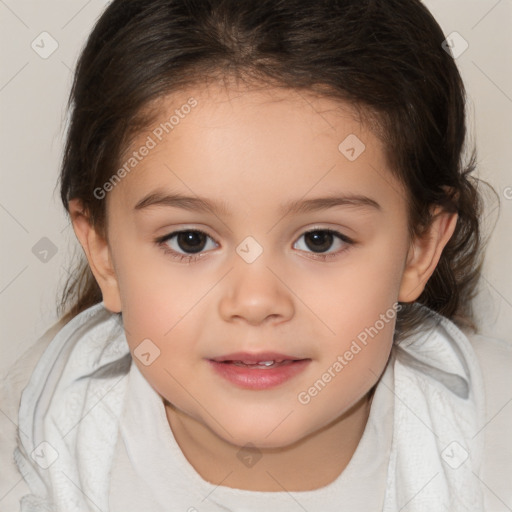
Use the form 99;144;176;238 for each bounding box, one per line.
154;228;354;263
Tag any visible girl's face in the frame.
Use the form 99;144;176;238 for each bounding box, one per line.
98;82;426;448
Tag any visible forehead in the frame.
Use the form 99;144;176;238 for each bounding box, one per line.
122;78;372;162
107;80;405;216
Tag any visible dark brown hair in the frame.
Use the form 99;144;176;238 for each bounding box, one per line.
57;0;494;340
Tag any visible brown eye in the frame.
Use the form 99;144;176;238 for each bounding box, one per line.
157;229;218;260
293;229;354;260
303;231;334;253
175;231;208;253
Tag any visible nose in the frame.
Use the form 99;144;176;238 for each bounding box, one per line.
218;259;295;326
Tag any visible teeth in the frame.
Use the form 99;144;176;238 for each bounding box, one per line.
230;359;288;368
236;360;276;366
236;359;284;365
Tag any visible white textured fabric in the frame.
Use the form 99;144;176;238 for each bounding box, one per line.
384;316;485;511
13;304;130;512
13;302;486;511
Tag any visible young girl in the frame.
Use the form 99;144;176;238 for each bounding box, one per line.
2;0;511;510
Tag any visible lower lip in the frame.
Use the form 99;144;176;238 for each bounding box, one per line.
207;359;311;390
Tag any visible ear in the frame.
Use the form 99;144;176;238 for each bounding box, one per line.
398;207;458;303
68;198;122;313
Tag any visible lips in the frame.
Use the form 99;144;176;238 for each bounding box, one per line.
207;351;311;389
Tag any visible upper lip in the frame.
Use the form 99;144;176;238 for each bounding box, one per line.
209;352;308;363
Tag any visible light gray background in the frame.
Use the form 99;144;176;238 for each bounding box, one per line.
1;0;511;376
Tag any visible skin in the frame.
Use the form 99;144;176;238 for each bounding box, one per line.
69;80;457;492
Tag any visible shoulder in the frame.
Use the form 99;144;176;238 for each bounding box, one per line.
0;319;66;510
464;329;512;510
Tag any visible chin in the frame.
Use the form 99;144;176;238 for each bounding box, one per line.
210;414;315;451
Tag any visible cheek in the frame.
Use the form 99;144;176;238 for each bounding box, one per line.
292;243;402;398
122;307;207;417
295;310;395;434
292;242;404;345
112;235;212;336
117;252;211;372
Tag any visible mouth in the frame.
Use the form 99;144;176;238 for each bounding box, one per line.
214;359;302;369
207;352;311;389
209;351;307;367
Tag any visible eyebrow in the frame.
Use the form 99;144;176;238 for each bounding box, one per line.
133;189;382;216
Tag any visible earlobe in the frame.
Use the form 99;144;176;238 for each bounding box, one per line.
398;208;458;303
68;198;122;313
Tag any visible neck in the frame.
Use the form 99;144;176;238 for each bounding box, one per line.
164;390;373;492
